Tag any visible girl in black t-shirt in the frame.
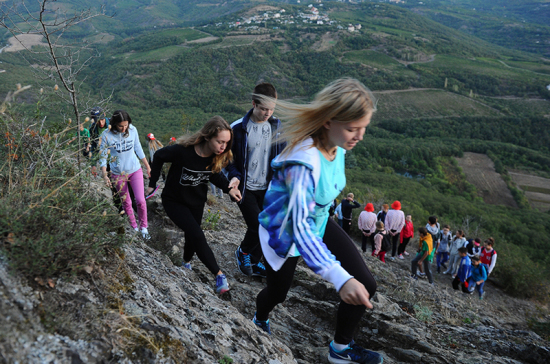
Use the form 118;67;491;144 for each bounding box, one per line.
147;116;241;294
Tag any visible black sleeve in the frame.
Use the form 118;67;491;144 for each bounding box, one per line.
225;125;242;182
353;201;361;209
149;145;178;188
210;171;230;193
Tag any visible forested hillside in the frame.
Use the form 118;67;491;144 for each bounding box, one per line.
397;0;550;56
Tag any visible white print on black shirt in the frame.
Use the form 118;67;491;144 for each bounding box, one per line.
179;167;211;186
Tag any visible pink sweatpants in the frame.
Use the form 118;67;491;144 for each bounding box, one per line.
112;170;147;229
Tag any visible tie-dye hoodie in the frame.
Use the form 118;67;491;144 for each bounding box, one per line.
258;138;352;292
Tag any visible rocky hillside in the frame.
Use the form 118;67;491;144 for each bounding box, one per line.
1;178;549;363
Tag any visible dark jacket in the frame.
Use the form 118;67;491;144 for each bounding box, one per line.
89;117;110;152
341;199;360;220
225;108;285;202
377;210;387;223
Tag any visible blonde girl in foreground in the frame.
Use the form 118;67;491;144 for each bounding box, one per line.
254;78;382;364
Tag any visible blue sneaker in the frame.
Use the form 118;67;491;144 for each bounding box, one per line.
328;341;383;364
182;262;192;270
253;313;271;335
215;274;229;294
235;248;252;276
252;262;267;278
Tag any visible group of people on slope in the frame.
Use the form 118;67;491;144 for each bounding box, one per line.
446;235;497;299
358;201;413;262
358;204;498;299
412;216;498;299
82;79;383;364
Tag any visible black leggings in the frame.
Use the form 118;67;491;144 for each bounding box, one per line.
237;189;266;264
256;218;377;344
361;233;374;253
390;232;400;257
342;218;352;234
162;199;220;276
398;237;411;255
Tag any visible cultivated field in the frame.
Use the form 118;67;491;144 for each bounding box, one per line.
455;152;517;208
4;34;45;52
202;34;279;49
343;49;414;73
373;89;502;120
417;55;550;85
509;170;550;212
480;96;550;116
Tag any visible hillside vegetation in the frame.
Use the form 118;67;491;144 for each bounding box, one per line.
397;0;550;56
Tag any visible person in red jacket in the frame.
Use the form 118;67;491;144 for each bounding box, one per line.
398;214;414;259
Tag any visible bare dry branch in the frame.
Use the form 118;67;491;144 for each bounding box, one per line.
1;0;112;168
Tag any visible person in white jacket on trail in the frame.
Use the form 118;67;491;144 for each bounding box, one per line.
443;230;467;277
100;110;151;239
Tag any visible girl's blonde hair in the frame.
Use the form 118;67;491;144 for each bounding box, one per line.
177;115;233;173
148;139;164;153
256;78;376;154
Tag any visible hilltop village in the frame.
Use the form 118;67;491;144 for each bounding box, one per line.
204;4;363;32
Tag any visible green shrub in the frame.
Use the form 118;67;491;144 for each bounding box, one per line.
203;209;221;231
413;304;433;323
528;319;550;341
0;101;124;282
218;356;233;364
495;242;550;301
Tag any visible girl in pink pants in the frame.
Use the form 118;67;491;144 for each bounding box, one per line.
111;170;147;230
99;110;151;239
